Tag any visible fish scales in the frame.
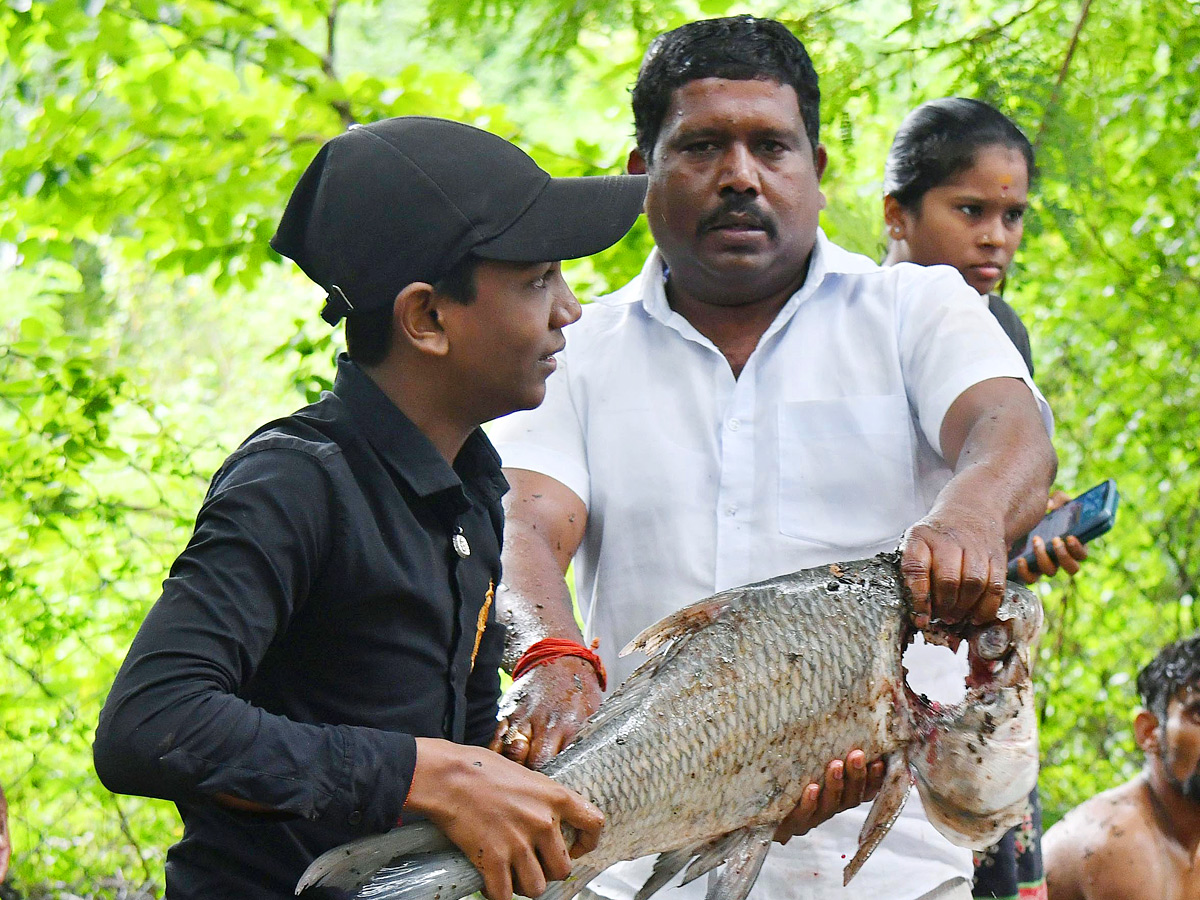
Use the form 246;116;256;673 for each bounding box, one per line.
538;577;908;863
297;553;1042;900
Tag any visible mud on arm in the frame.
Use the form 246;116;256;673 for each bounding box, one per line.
491;469;600;768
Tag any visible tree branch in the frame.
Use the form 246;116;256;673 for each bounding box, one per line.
1033;0;1095;151
324;0;353;127
882;0;1054;56
1;651;57;700
106;793;155;886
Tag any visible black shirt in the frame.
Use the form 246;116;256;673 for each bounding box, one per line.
94;356;508;898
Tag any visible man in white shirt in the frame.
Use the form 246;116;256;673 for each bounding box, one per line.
488;15;1057;900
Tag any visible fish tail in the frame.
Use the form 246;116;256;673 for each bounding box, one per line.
298;822;599;900
296;820;458;895
358;850;482;900
362;858;599;900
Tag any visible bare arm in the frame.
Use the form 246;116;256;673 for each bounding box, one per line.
407;738;603;900
902;377;1056;628
490;469;598;768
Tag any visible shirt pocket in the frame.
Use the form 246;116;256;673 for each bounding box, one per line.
778;395;919;549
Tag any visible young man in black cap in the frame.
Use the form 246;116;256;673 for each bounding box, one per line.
93;117;646;900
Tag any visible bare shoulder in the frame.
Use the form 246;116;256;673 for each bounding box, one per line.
1045;779;1167;900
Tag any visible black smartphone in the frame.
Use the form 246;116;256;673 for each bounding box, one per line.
1007;479;1120;579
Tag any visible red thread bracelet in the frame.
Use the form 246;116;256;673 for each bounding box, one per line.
512;637;607;691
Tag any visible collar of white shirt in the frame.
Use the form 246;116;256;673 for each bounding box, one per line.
603;227;987;346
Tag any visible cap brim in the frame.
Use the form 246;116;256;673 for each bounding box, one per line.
473;174;646;263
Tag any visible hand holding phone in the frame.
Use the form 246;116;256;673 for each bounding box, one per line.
1007;479;1119;581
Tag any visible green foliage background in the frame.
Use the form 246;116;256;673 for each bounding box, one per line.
2;0;1198;895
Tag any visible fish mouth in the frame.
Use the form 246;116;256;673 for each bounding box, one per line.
901;583;1040;722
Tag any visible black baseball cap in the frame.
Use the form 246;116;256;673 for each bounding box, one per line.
271;117;647;325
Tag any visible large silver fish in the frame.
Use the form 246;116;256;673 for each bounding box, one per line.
297;552;1042;899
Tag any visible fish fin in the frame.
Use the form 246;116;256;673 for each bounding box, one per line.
678;830;751;886
296;821;454;892
355;850;480;900
633;848;696;900
843;755;911;886
701;825;774;900
634;825;772;900
620;593;740;658
538;866;602;900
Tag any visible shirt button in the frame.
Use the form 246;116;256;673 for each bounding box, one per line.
348;810;362;825
725;505;738;516
727;418;741;431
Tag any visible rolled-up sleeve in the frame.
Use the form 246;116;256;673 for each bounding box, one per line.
93;447;416;834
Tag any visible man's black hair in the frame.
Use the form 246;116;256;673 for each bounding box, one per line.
345;255;479;367
631;16;821;162
884;98;1035;211
1137;635;1200;722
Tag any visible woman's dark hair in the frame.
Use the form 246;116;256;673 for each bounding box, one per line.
631;15;821;162
884;98;1035;210
345;255;479;367
1137;636;1200;723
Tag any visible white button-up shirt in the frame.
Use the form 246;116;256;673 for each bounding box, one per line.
491;230;1052;900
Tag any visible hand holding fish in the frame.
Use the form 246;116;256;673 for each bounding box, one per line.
406;738;604;900
491;656;603;768
772;751;887;844
900;499;1008;630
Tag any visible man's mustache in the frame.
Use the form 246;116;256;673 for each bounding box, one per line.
697;195;777;239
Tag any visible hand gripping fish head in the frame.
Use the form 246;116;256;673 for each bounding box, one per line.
907;585;1043;850
297;553;1043;899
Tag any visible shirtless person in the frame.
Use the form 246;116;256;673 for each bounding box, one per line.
1044;635;1200;900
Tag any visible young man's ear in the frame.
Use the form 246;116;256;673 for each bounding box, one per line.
1135;708;1162;754
627;148;646;175
393;282;450;357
